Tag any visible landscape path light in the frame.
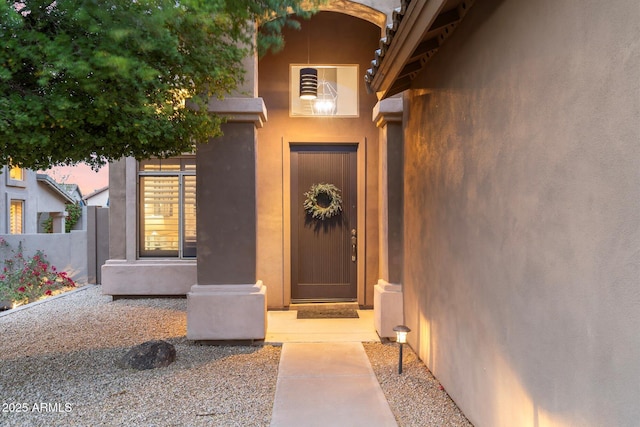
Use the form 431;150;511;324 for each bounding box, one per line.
393;324;411;374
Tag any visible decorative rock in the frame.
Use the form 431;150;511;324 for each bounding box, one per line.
118;340;176;370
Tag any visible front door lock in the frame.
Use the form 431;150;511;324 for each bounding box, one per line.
351;229;357;262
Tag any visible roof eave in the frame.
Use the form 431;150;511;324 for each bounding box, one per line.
366;0;475;100
369;0;449;99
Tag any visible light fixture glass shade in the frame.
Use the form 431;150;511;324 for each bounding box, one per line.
393;325;411;344
313;99;335;115
312;79;338;115
300;67;318;100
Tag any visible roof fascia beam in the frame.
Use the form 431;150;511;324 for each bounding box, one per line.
371;0;449;100
408;37;440;63
428;8;460;32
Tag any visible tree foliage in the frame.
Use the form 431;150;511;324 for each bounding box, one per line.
0;0;316;170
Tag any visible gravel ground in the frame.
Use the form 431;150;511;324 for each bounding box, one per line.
364;342;473;427
0;285;472;426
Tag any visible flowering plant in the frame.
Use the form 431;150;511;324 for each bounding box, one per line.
0;238;76;308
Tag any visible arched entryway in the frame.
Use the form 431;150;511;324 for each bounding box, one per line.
257;9;386;309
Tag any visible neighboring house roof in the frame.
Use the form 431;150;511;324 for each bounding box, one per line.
58;183;84;204
365;0;475;99
82;185;108;200
36;174;76;204
82;186;109;206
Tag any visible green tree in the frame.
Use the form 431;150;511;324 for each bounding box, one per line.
0;0;316;170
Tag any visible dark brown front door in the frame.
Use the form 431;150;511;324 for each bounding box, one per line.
291;145;357;301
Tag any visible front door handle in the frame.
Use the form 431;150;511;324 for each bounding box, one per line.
351;229;357;262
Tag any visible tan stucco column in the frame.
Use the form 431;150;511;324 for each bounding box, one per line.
186;97;268;341
372;97;405;338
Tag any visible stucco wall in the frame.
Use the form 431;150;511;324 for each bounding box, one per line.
197;122;257;285
107;158;127;260
0;232;88;284
86;206;109;284
403;0;639;426
36;183;68;213
258;11;382;308
85;190;109;207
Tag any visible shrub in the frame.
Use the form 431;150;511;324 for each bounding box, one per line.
0;238;76;308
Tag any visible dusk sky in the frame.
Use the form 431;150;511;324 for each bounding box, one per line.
43;163;109;196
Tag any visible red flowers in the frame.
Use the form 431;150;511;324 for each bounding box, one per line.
0;244;77;307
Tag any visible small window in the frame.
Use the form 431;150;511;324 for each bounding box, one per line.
9;166;23;181
6;164;26;187
290;65;359;117
139;158;181;172
10;200;24;234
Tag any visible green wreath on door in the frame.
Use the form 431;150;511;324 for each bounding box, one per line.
303;183;343;220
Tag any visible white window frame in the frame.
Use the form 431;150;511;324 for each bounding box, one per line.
290;64;359;117
5;165;26;188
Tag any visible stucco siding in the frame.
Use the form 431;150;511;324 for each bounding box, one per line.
36;183;68;213
107;158;127;260
403;0;640;426
0;232;88;283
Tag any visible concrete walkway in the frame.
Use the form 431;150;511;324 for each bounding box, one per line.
270;342;397;427
268;309;398;427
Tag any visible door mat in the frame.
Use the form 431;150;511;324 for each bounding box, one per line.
296;308;359;319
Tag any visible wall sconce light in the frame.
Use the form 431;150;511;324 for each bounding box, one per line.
393;324;411;374
299;67;318;100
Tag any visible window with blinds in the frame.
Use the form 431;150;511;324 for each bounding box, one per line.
183;175;197;257
139;157;196;258
10;200;24;234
